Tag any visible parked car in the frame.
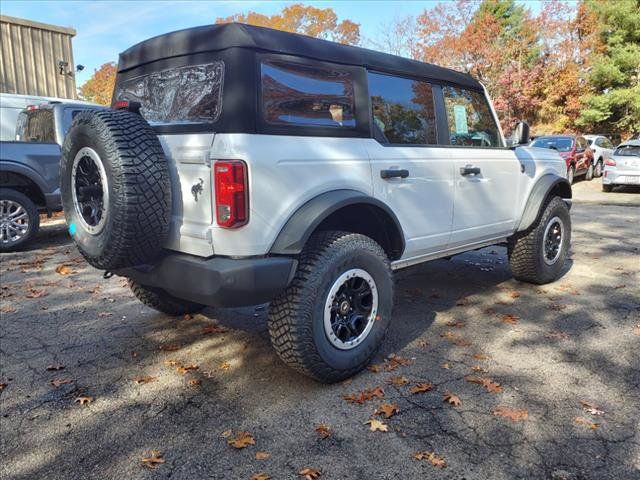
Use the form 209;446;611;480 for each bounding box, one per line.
529;135;593;184
584;134;615;177
0;101;101;251
59;23;572;383
602;140;640;192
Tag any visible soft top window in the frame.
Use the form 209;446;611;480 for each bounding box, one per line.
114;62;224;124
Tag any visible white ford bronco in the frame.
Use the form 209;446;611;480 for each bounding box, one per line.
60;23;572;383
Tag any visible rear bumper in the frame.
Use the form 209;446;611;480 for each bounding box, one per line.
117;253;297;308
602;168;640;185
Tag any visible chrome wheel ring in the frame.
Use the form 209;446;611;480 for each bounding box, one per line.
71;147;109;235
543;216;564;265
0;200;29;245
324;268;378;350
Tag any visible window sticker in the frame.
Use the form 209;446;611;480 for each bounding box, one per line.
453;105;468;134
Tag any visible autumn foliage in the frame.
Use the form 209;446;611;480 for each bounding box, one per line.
79;62;116;106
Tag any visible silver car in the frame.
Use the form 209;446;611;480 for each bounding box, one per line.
584;134;615;178
602;140;640;192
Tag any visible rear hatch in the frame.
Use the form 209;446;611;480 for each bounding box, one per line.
112;62;225;257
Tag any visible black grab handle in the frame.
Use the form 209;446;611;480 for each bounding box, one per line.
380;169;410;179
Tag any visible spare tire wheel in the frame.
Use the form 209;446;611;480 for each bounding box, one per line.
60;110;171;270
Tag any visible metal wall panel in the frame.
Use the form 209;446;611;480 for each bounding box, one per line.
0;15;77;99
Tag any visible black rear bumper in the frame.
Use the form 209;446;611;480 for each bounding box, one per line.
117;253;297;308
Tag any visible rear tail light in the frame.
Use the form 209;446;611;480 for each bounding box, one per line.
112;100;141;114
214;160;248;228
605;158;616;166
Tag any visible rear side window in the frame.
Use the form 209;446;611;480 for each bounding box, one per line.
114;62;224;124
576;137;587;151
368;72;437;145
15;108;55;143
261;60;355;128
443;86;503;147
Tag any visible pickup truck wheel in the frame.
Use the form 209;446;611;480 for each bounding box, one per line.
128;280;205;315
60;110;171;270
268;231;394;383
508;196;571;285
0;189;39;252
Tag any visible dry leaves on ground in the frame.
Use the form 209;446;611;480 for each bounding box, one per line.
55;264;75;275
202;324;228;335
228;431;255;449
633;324;640;337
298;467;321;479
492;406;528;422
580;400;604;416
219;361;232;371
465;376;503;393
502;314;520;325
255;451;270;460
26;288;47;299
187;379;202;386
133;375;157;385
443;392;461;406
50;378;74;387
441;362;450;369
471;365;488;374
445;320;466;328
575;416;599;429
159;343;182;352
176;364;199;375
98;312;113;318
409;383;433;394
414;451;447;468
315;423;331;438
365;419;389;432
387;375;409;385
343;386;384;404
141;450;165;469
74;396;95;406
375;402;399;419
251;473;271;480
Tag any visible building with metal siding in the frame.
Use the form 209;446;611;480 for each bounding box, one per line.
0;15;77;99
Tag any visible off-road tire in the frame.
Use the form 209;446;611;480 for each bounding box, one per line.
508;196;571;285
0;188;39;252
268;231;394;383
585;163;594;181
128;279;205;315
602;184;613;192
60;110;171;270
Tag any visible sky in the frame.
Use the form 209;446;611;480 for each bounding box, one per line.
1;0;562;87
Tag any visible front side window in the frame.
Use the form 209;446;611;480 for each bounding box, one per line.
576;137;587;151
601;138;614;149
261;60;355;128
368;72;437;145
114;62;225;124
443;86;503;147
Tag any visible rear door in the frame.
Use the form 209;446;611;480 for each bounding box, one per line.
442;86;522;246
365;72;454;259
575;136;589;172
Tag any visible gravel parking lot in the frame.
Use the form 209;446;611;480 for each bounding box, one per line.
1;180;638;480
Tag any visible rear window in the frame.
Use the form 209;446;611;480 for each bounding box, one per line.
15;108;55;143
114;62;224;124
261;60;356;128
614;145;640;156
531;137;574;152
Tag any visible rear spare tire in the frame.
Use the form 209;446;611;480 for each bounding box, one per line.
60;110;171;270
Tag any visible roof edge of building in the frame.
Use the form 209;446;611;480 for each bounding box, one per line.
0;15;76;36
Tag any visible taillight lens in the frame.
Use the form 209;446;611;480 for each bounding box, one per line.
214;160;248;228
605;158;616;166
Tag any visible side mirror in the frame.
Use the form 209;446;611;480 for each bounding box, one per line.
511;121;530;146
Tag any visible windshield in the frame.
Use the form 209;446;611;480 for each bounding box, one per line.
614;145;640;157
530;137;573;152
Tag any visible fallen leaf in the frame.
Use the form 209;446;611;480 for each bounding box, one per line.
502;314;520;325
188;379;202;386
343;386;384;404
159;343;182;352
46;363;65;371
365;419;389;432
580;400;604;416
164;359;180;367
298;467;321;479
228;431;255;449
26;288;47;299
133;375;157;385
387;375;409;385
315;423;331;438
202;324;228;335
414;450;447;468
74;396;94;406
219;361;231;371
575;416;599;429
55;264;75;275
375;402;399;419
633;324;640;337
50;378;74;387
509;292;521;299
445;320;466;328
367;363;384;373
443;392;461;406
176;364;199;374
492;406;528;422
384;354;412;371
255;451;270;460
416;340;429;348
470;353;491;361
441;363;450;369
464;376;503;393
98;311;113;317
471;365;488;374
0;305;16;314
221;429;232;438
251;473;270;480
440;331;457;340
409;383;433;394
141;450;165;469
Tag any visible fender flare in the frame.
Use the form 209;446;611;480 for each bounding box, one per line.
269;189;405;256
517;174;572;232
0;160;50;196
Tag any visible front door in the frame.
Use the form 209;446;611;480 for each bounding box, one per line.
365;72;454;259
441;85;522;246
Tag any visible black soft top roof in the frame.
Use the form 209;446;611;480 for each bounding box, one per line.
118;22;483;90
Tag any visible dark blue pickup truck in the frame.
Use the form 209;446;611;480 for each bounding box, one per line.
0;101;100;251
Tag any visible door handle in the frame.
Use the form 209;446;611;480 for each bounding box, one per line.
460;165;481;176
380;169;409;179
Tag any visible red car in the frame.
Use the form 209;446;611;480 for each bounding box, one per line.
530;135;594;184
